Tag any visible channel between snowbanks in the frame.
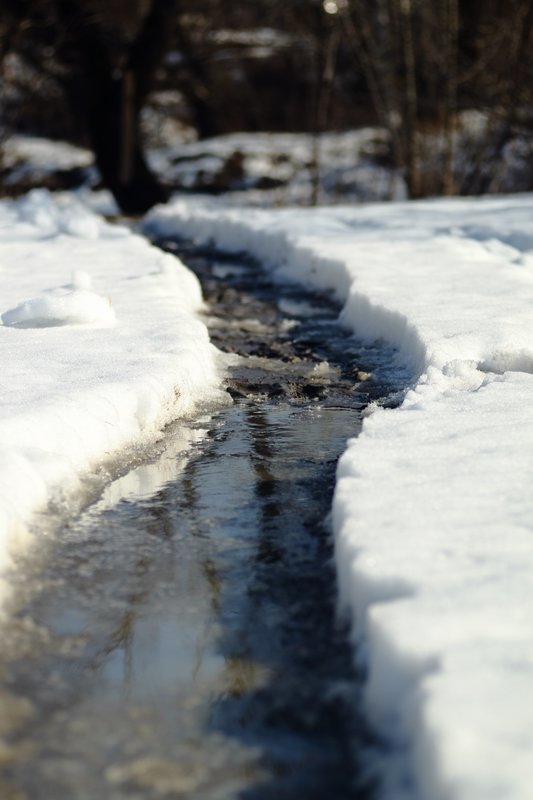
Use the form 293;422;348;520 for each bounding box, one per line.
0;191;224;607
144;195;533;800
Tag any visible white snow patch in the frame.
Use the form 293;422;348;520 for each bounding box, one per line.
2;286;115;328
0;190;224;608
3;135;93;172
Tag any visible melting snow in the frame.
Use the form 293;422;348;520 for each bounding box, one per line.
0;189;224;606
145;193;533;800
1;173;532;799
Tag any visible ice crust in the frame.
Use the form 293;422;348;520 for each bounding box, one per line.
144;194;533;800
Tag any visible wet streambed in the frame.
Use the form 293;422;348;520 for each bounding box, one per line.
0;245;400;800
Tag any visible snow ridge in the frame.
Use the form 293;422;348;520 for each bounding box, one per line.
145;195;533;800
0;190;224;606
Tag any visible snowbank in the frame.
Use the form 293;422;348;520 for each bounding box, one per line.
144;194;533;800
0;190;224;604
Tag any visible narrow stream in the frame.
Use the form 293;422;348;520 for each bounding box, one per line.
0;245;400;800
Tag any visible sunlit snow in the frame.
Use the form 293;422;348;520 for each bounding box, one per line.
2;281;115;328
145;193;533;800
0;189;224;606
2;168;533;800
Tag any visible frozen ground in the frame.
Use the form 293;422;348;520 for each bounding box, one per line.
144;193;533;800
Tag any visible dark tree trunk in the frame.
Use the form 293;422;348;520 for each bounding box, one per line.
79;0;178;214
173;24;221;139
86;67;169;215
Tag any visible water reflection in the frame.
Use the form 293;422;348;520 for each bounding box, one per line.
0;247;387;799
0;400;369;800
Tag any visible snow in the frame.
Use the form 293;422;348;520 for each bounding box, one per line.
0;189;225;605
1;135;96;191
146;129;399;204
2;134;533;799
144;193;533;800
2;278;116;328
2;135;93;172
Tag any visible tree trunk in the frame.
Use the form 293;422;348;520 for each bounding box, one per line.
442;0;459;195
173;23;221;140
80;0;178;214
86;68;169;215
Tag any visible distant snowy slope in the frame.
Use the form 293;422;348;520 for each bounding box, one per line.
144;194;533;800
0;190;223;604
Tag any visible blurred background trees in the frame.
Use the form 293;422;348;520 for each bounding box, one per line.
0;0;532;210
0;0;178;212
341;0;533;197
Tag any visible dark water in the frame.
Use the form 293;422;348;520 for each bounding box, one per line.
0;247;398;800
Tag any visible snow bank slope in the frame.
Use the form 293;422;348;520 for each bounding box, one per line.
145;195;533;800
0;190;222;602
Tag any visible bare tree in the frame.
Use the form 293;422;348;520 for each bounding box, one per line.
339;0;533;198
339;0;460;197
0;0;178;212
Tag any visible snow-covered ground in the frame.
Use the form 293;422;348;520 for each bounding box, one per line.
0;189;225;605
2;129;399;204
144;194;533;800
2;129;533;799
147;129;399;205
